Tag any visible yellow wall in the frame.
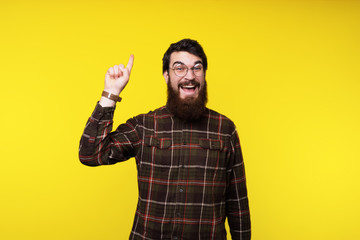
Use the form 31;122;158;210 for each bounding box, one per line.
1;0;359;239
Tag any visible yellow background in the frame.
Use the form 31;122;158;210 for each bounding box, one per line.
1;0;359;239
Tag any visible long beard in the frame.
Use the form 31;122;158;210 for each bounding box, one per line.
166;79;208;121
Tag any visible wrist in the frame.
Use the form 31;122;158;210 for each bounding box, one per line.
99;90;122;107
99;97;116;107
104;88;121;96
102;90;122;102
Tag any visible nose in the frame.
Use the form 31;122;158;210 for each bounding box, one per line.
184;68;195;80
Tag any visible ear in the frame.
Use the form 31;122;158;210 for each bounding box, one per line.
163;70;169;84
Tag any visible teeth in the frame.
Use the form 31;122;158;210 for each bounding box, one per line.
182;85;195;89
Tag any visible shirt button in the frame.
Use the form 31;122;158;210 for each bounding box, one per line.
179;188;183;193
177;212;181;217
173;237;178;240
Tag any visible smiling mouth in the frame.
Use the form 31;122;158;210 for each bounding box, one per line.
181;85;197;90
179;80;200;91
179;82;200;96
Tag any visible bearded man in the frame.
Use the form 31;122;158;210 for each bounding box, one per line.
79;39;251;240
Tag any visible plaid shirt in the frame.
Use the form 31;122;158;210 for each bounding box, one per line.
79;103;251;240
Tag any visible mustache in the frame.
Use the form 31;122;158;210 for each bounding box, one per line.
178;80;200;88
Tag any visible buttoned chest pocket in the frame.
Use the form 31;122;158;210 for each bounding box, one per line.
142;135;172;166
199;138;224;151
198;138;229;174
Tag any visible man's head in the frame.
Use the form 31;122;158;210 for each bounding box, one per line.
162;39;208;121
162;39;208;75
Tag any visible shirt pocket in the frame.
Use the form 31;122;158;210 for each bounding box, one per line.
198;138;227;169
141;135;172;166
199;138;230;173
199;138;224;151
144;135;171;149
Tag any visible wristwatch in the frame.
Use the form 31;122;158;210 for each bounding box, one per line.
102;90;122;102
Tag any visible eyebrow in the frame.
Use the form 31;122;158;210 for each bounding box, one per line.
172;60;203;67
172;61;184;66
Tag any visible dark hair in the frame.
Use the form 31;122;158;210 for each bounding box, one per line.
162;39;208;74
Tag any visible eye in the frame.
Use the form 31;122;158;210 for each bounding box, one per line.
175;65;186;72
193;65;203;71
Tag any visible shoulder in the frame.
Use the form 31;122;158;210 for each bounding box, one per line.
133;106;170;119
126;106;171;125
206;108;232;120
204;108;237;134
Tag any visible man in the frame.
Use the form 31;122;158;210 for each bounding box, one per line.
79;39;251;240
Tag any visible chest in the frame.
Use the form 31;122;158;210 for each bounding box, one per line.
136;117;232;177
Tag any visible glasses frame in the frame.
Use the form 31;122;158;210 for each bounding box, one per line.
170;63;204;77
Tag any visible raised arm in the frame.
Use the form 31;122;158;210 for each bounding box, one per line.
79;55;139;166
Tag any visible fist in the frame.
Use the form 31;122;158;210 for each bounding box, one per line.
104;55;134;96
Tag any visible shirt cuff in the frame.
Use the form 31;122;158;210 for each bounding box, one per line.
91;102;116;121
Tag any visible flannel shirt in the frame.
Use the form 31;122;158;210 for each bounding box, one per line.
79;103;251;240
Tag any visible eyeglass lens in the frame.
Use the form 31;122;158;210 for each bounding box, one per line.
173;64;203;77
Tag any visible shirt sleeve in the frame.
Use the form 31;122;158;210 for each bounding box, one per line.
226;129;251;240
78;103;141;166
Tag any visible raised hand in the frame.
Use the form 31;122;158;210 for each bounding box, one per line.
99;55;134;107
104;54;134;96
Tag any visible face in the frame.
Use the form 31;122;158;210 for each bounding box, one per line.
163;51;205;100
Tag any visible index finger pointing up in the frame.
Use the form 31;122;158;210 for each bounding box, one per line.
126;54;134;72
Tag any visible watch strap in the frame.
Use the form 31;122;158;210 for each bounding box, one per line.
102;90;122;102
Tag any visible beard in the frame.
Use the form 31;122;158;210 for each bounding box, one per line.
166;79;208;121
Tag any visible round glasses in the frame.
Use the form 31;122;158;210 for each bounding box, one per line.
170;63;204;77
